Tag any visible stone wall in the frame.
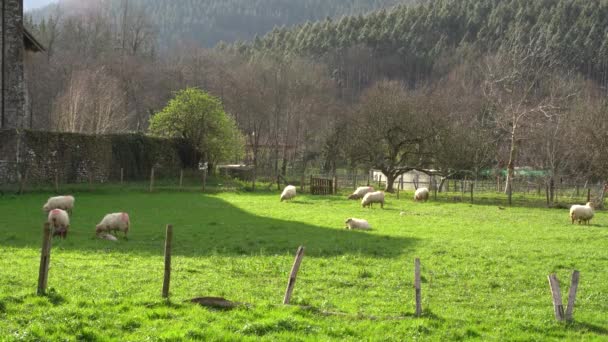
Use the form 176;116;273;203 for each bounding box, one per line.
0;129;194;185
1;0;26;129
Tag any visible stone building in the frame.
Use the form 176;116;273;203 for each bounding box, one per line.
1;0;45;130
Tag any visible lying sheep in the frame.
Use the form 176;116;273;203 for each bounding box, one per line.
414;188;430;202
361;191;385;208
348;186;374;200
48;209;69;239
96;212;130;239
280;185;297;202
43;195;75;214
345;218;371;230
569;202;594;225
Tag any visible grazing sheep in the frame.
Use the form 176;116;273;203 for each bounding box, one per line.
43;195;75;214
48;209;69;239
280;185;297;202
569;202;595;225
414;188;430;202
95;212;130;239
361;191;385;208
348;186;374;200
344;218;371;230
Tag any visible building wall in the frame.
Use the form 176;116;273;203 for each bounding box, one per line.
1;0;26;130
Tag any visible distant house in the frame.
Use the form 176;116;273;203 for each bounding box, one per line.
1;0;45;130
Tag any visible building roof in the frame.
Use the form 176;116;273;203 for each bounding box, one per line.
23;27;45;52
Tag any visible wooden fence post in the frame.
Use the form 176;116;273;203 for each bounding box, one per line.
283;246;305;305
587;188;591;203
333;175;338;195
565;270;580;321
310;175;313;195
301;174;305;193
18;167;28;195
397;187;400;199
179;169;184;189
548;274;565;321
162;224;173;299
149;168;155;192
54;170;59;193
400;177;404;190
202;170;207;192
414;258;422;316
120;168;124;185
37;223;52;296
353;174;357;190
470;182;474;203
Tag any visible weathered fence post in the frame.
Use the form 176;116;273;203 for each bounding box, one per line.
54;170;59;193
397;186;400;199
367;172;370;186
400;177;404;190
202;169;207;192
548;274;565;321
179;169;184;189
162;224;173;299
301;174;305;193
587;188;591;203
120;168;124;185
283;246;305;305
353;174;357;190
470;182;474;203
414;258;422;316
277;175;281;191
333;175;338;195
310;175;313;195
565;270;580;321
149;168;155;192
18;167;28;195
546;184;550;206
37;223;52;296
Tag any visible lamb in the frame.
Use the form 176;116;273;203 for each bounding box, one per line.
48;209;70;239
361;191;385;208
348;186;374;200
344;218;371;230
569;202;594;225
43;195;75;214
280;185;297;202
95;212;130;239
414;188;430;202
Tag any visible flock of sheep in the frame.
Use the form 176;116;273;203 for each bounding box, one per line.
40;184;596;243
280;183;597;228
43;195;130;241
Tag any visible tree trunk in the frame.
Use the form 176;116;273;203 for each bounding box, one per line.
505;124;517;206
385;172;397;193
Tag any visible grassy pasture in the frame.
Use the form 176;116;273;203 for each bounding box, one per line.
0;189;607;341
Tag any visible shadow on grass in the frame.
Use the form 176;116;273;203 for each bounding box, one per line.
0;192;416;258
566;321;608;335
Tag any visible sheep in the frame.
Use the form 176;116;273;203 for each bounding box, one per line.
348;186;374;200
280;185;297;202
344;218;371;230
569;202;594;225
361;191;385;208
43;195;75;214
95;212;130;239
48;209;69;239
414;188;430;202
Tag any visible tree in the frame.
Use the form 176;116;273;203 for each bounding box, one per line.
348;80;436;192
148;88;244;168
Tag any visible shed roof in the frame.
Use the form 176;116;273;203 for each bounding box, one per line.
23;27;45;52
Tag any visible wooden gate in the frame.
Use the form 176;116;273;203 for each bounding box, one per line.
310;176;333;195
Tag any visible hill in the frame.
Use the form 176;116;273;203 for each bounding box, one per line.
28;0;418;48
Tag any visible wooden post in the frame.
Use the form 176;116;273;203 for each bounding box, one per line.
397;187;400;199
54;170;59;193
333;175;338;195
353;174;357;190
378;174;382;188
310;175;313;195
414;258;422;316
470;182;474;203
162;224;173;299
565;270;580;321
301;174;305;193
283;246;305;305
18;168;28;195
400;177;404;190
37;223;52;296
120;168;124;185
202;170;207;192
548;274;565;322
587;188;591;203
546;184;550;206
179;169;184;189
367;172;370;186
149;168;155;192
277;175;281;191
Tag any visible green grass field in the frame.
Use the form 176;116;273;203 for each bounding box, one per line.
0;189;607;341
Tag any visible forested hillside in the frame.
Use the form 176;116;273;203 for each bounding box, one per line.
29;0;416;47
235;0;608;88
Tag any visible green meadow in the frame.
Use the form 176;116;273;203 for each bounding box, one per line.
0;190;607;341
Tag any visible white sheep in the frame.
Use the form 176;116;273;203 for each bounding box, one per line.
96;212;130;239
344;218;371;230
361;191;385;208
414;188;430;202
43;195;75;214
280;185;297;202
348;186;374;200
48;209;70;239
569;202;594;225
